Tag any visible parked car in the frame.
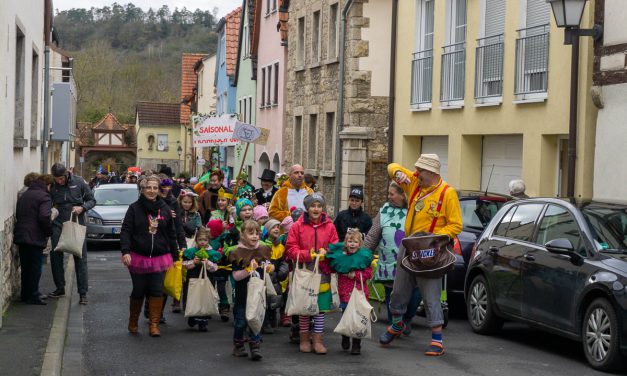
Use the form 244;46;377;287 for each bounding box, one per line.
86;184;139;244
465;198;627;371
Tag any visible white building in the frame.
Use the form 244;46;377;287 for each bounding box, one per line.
194;54;218;169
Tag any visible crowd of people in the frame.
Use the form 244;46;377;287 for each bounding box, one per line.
14;153;485;361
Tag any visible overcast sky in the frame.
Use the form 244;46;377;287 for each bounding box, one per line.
53;0;242;18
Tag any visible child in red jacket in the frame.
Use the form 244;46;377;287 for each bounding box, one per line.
326;228;373;355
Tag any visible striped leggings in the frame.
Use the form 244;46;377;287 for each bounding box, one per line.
299;314;325;334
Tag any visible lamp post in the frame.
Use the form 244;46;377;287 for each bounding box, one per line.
547;0;602;200
177;144;183;174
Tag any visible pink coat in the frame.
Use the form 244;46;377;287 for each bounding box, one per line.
285;214;338;276
336;266;372;304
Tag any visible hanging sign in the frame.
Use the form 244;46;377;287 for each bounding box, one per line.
192;114;240;147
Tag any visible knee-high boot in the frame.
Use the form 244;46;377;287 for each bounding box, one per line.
148;296;164;337
128;297;144;333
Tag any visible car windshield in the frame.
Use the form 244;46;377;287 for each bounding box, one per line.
94;188;138;206
581;206;627;251
460;199;505;229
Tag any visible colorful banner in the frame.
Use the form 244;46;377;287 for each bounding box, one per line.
192;115;240;147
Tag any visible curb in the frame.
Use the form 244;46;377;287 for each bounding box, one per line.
41;256;75;376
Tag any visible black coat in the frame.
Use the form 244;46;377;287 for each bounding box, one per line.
120;195;179;259
254;186;278;205
333;207;373;242
14;181;52;248
51;174;96;226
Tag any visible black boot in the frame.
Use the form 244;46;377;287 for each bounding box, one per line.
219;303;230;322
351;338;361;355
248;341;262;361
341;335;350;350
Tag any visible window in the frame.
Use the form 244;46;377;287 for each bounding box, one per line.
248;97;252;123
220;35;226;66
261;67;266;107
293;116;303;164
308;114;318;168
328;3;339;59
156;134;168;151
475;0;505;100
266;64;272;106
31;50;39;140
14;26;26;141
273;0;277;11
504;204;544;242
312;11;321;63
324;112;335;170
536;205;584;255
273;62;279;105
266;0;271;15
297;17;305;66
461;199;506;229
515;0;551;96
411;0;435;106
582;206;627;251
494;205;516;237
243;18;250;59
440;0;467;103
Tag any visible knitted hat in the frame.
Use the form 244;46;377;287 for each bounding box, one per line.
281;216;294;232
253;205;269;221
206;219;224;239
291;207;304;221
264;219;281;234
414;153;441;175
303;193;325;210
235;198;254;218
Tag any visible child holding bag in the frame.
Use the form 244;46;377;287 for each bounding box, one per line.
285;193;338;354
326;228;373;355
227;220;273;360
261;219;289;334
182;228;220;331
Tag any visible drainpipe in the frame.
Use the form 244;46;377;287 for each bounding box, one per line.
42;46;51;173
387;0;398;163
333;0;354;215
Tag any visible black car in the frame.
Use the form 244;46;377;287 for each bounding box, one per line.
465;198;627;371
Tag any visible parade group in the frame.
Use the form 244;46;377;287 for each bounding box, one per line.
14;152;464;361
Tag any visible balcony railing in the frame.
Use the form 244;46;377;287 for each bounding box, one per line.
410;49;433;106
515;24;550;95
440;42;466;103
475;34;504;99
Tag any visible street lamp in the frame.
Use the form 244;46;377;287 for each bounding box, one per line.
177;145;182;158
546;0;602;200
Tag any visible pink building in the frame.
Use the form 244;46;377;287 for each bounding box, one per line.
252;0;286;177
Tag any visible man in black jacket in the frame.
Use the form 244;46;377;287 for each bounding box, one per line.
48;163;96;305
333;187;372;241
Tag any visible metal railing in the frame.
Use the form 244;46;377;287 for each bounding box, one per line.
440;42;466;102
515;24;550;95
410;49;433;105
475;34;504;99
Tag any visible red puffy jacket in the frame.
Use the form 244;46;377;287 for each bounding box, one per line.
285;213;338;276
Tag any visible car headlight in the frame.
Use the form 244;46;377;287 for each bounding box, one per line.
88;216;103;225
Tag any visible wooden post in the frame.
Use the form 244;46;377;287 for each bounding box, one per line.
237;142;251;178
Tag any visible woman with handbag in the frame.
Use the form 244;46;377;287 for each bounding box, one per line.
285;193;339;354
120;175;179;337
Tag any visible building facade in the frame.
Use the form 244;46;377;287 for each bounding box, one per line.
393;0;598;198
135;102;185;174
180;53;206;176
284;0;393;216
195;54;218;170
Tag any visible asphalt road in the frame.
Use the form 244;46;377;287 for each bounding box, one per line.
74;247;610;376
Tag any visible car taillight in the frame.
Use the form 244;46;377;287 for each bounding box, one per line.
470;242;477;259
453;237;462;256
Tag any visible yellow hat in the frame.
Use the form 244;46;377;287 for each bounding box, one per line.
218;187;234;200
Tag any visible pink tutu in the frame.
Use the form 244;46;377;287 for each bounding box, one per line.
128;252;173;274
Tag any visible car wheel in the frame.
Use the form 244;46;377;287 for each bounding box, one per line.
466;275;503;334
582;298;624;371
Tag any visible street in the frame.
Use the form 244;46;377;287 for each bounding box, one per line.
72;248;607;376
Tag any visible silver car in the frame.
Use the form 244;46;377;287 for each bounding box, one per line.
86;184;139;244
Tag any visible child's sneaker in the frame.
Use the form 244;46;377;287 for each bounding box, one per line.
187;317;197;328
379;322;405;346
424;341;445;356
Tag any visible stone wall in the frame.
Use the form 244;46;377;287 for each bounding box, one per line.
285;0;390;216
0;216;20;325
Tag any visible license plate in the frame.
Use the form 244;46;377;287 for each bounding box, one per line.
111;227;121;234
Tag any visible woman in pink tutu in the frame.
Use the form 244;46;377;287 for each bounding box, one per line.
120;175;179;337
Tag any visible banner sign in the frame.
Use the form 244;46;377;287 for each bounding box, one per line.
192;115;240;147
233;122;261;143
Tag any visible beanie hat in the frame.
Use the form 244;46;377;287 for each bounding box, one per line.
303;193;325;210
264;219;281;234
281;216;294;232
291;207;304;221
235;198;254;218
206;219;224;239
253;205;269;221
414;153;441;175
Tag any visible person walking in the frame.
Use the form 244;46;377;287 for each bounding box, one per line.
268;164;313;222
48;163;95;305
333;187;372;242
254;169;278;208
14;174;54;305
120;175;179;337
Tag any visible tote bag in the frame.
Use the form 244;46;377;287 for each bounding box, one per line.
163;260;183;299
285;254;321;316
54;213;86;258
333;275;377;339
185;263;220;317
330;273;340;311
245;271;267;335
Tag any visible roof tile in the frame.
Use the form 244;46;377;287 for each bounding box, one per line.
225;7;242;77
136;102;181;126
180;53;205;124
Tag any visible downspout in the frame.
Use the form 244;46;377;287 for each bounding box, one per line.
333;0;355;215
387;0;398;163
42;46;51;173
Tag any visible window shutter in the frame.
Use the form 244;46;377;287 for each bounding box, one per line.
526;0;550;28
485;0;505;37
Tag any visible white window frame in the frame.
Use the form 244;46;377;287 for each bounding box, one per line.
474;0;505;105
440;0;467;107
411;0;435;110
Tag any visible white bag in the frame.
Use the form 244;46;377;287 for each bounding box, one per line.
333;275;377;339
285;254;321;316
265;264;277;297
186;237;195;249
185;263;220;317
330;273;340;311
54;213;86;258
246;271;267;335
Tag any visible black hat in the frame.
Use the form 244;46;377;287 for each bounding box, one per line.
349;187;364;200
51;163;67;177
258;169;277;183
159;165;173;178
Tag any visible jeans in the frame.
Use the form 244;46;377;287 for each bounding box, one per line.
19;245;44;301
384;284;422;324
233;305;261;344
50;222;88;295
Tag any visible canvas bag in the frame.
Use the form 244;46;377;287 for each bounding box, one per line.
185;263;220;317
330;273;340;311
265;269;277;297
285;254;321;316
334;275;377;339
54;213;86;258
163;260;183;299
246;271;268;335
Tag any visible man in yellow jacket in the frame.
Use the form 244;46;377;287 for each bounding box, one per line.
379;153;462;357
268;164;313;222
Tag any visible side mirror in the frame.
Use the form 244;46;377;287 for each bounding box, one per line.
545;238;583;264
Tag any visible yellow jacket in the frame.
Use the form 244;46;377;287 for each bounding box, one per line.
387;163;462;239
268;180;313;221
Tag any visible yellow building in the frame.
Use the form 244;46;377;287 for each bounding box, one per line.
393;0;597;197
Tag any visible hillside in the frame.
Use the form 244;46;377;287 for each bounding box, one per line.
53;3;219;123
